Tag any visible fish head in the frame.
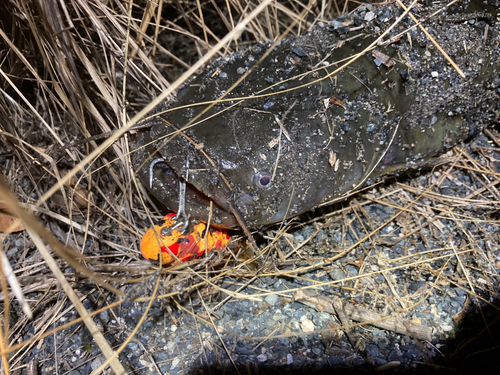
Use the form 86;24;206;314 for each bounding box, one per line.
134;98;338;228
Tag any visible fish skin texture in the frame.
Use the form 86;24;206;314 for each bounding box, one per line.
132;0;500;229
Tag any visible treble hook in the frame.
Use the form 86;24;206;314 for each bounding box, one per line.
173;158;190;233
149;158;166;189
157;158;190;236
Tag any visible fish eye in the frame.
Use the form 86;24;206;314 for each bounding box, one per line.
255;171;272;189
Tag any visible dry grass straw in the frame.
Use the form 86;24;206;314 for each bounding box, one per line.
0;0;499;373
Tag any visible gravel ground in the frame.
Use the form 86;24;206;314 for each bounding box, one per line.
17;253;500;375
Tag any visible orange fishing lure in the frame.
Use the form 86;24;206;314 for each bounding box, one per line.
140;213;230;264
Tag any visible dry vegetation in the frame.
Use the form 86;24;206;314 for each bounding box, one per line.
0;0;499;374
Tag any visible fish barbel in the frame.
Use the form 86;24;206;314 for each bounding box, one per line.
132;0;500;229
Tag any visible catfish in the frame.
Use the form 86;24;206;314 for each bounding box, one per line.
132;0;500;229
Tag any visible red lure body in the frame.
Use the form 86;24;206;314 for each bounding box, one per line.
140;213;230;264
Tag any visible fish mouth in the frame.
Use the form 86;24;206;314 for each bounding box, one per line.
132;130;239;228
148;160;239;229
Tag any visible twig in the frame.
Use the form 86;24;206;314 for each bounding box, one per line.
294;290;432;341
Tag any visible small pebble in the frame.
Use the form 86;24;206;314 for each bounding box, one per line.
171;357;181;369
300;319;315;333
328;20;343;29
263;102;275;110
441;324;453;332
364;11;375;22
329;267;346;281
292;47;307;57
265;294;278;305
90;356;105;371
257;354;268;362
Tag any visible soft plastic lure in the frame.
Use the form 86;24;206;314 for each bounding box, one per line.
140;213;230;265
